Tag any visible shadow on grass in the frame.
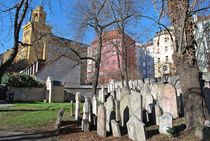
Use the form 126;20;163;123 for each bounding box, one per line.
0;130;57;141
0;120;81;141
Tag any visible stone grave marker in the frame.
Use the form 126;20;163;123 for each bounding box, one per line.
127;116;146;141
104;95;115;132
159;112;173;135
97;104;106;137
159;84;178;118
75;92;81;121
111;120;121;137
54;108;65;133
128;91;142;121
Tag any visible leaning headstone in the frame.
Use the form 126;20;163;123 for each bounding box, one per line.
104;96;115;132
159;112;173;135
127;116;146;141
159;84;178;118
111;120;121;137
128;91;142;121
54;108;65;133
155;104;163;125
97;104;106;137
75;92;81;121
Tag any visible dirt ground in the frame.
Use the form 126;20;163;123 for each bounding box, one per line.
0;118;201;141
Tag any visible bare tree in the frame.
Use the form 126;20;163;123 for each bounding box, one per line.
0;0;29;77
72;0;133;94
109;0;138;90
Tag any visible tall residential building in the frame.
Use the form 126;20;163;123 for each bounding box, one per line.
153;28;176;78
194;15;210;73
136;42;154;79
86;30;137;84
0;6;88;86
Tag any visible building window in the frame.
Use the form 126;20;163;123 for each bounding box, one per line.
164;37;169;42
162;65;168;72
157;58;160;63
112;60;116;64
112;50;116;55
165;56;169;63
165;46;168;52
157;48;160;54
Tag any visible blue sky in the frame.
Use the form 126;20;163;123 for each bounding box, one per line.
0;0;162;54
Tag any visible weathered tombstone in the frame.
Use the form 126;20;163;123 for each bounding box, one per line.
46;76;53;103
144;93;154;111
159;112;173;135
115;100;120;122
97;104;106;137
150;83;164;100
155;104;163;125
82;96;90;120
75;92;81;121
54;108;65;133
120;94;129;127
128;91;142;121
127;116;146;141
82;119;89;132
92;95;97;115
116;87;122;101
111;120;121;137
159;84;178;118
70;100;73;117
104;95;115;132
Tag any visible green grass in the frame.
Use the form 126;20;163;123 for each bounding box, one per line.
0;102;83;130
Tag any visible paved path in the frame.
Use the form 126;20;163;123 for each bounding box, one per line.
0;131;57;141
0;104;13;108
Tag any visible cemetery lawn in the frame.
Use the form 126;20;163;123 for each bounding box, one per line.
0;102;77;131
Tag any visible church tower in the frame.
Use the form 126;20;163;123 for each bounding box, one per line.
22;6;51;64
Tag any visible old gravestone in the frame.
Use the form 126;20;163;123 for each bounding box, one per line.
159;112;173;135
75;92;81;121
159;84;178;118
92;95;97;116
54;108;65;133
97;104;106;137
104;95;115;132
155;104;163;125
127;115;147;141
150;83;164;100
115;100;120;122
128;91;142;121
82;96;90;132
120;93;129;127
111;120;121;137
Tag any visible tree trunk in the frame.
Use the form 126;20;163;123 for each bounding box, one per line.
92;32;103;95
121;26;130;90
173;52;205;129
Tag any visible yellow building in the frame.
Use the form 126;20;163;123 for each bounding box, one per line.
0;6;88;85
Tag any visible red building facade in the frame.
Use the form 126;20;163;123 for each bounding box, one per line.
86;30;137;84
